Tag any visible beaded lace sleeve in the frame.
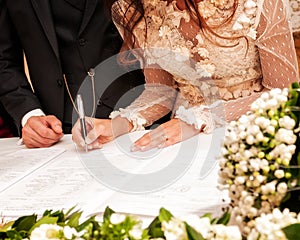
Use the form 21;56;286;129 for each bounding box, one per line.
224;0;299;122
220;0;300;124
109;66;177;131
256;0;299;88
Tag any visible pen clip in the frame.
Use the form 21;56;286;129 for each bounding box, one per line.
77;94;85;119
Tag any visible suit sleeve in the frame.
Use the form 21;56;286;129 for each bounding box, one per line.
0;0;41;133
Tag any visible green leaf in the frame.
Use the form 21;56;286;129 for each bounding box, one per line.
103;206;115;221
291;82;300;89
65;206;77;217
200;213;212;220
0;220;14;231
77;216;100;232
146;216;164;238
12;215;37;232
6;229;23;240
43;209;65;223
204;214;218;225
185;222;205;240
282;223;300;240
42;209;53;217
29;216;59;233
158;208;173;223
216;211;230;225
66;211;82;227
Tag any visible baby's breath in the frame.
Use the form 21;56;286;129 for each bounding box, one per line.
219;84;300;236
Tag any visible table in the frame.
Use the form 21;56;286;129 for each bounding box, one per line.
0;129;228;223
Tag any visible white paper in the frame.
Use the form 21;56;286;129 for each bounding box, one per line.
0;131;229;222
0;147;65;193
77;129;229;219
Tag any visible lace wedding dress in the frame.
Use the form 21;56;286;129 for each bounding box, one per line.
111;0;299;133
290;0;300;33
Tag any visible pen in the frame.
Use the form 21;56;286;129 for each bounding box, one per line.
77;94;88;152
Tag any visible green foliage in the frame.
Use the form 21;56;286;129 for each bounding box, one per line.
216;211;230;225
185;223;205;240
99;206;149;240
12;215;37;232
1;205;298;240
103;206;115;221
158;208;173;223
29;216;58;233
65;211;82;228
279;83;300;213
282;223;300;240
147;216;164;239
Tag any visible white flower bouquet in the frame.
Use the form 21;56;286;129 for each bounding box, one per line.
219;82;300;237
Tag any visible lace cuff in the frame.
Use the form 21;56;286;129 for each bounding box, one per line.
110;109;147;132
174;101;226;134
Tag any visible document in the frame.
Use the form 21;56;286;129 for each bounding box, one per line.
0;147;65;193
76;129;229;219
0;150;112;218
0;132;228;222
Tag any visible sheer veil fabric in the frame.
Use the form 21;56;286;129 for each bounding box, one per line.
110;0;300;132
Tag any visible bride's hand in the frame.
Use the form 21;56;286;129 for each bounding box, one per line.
130;118;202;152
72;116;132;150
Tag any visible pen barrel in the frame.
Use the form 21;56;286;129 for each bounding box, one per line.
80;118;87;139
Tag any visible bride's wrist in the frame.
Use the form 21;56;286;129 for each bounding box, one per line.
111;116;133;137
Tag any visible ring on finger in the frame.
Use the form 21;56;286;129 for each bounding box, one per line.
162;133;168;141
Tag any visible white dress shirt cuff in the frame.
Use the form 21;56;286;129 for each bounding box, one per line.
21;109;46;127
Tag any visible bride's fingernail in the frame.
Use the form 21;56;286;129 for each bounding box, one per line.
130;145;139;152
86;137;93;145
79;141;85;147
140;146;147;151
94;142;102;149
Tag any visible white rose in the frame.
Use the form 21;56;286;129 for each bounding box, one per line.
274;169;285;179
235;176;246;185
182;215;211;238
266;125;275;135
162;218;187;240
129;226;143;239
277;182;288;194
269;88;282;97
246;135;255;145
110;213;126;224
275;128;297;144
30;224;63;240
279;116;296;130
211;225;242;240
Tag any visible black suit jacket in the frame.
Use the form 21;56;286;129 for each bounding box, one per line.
0;0;144;133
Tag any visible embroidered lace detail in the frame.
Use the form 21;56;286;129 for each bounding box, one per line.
112;0;299;133
109;91;172;131
110;82;177;130
289;0;300;32
110;110;147;131
175;102;226;133
133;0;265;88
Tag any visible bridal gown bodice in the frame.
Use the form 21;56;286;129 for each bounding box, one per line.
111;0;299;132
